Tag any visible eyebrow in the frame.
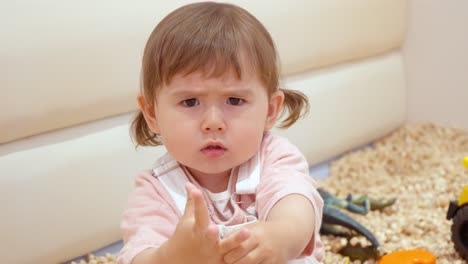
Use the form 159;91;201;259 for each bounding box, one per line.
168;90;199;98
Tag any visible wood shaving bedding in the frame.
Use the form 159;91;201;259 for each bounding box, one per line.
74;123;468;264
320;123;468;264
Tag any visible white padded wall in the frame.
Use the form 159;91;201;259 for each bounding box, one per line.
0;1;408;263
274;52;406;165
1;0;407;143
0;125;165;264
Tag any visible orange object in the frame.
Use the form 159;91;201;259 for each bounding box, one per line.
378;249;436;264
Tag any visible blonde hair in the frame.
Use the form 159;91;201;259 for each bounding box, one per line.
132;2;309;146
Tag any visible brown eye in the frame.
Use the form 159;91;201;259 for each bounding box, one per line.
227;97;245;106
181;98;199;107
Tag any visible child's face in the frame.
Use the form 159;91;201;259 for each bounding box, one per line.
142;69;283;182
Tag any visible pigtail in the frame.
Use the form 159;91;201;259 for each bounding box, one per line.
130;111;161;147
278;88;310;128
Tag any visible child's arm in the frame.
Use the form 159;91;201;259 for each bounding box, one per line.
131;182;228;264
266;193;316;257
219;134;323;263
219;194;315;263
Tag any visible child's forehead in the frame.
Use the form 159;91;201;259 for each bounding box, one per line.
167;70;261;91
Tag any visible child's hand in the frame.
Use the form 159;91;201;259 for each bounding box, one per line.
219;221;288;264
165;182;223;264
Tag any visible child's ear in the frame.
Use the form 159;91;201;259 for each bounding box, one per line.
137;95;160;134
264;90;284;131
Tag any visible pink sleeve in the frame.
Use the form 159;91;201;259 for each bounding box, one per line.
255;134;324;259
117;171;180;264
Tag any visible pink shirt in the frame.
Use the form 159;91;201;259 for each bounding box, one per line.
118;133;324;264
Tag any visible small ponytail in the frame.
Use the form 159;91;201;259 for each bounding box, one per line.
278;88;310;128
130;111;162;147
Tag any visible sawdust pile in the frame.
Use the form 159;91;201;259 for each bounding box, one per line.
73;123;468;264
319;123;468;264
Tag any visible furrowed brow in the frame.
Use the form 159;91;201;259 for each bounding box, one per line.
224;88;254;97
169;89;202;98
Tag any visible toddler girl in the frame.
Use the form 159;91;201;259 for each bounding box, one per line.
119;2;324;264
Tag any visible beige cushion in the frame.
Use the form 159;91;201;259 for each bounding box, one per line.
1;125;165;263
275;52;406;165
0;1;408;263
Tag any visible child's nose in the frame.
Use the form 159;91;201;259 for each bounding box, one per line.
201;106;226;132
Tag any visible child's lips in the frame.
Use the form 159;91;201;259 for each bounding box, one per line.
201;143;227;158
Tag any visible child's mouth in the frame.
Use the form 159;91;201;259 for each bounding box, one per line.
201;144;226;157
206;145;223;149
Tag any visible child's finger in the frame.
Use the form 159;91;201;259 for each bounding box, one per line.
205;223;220;242
191;186;210;229
219;228;250;254
222;232;258;264
183;182;196;217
